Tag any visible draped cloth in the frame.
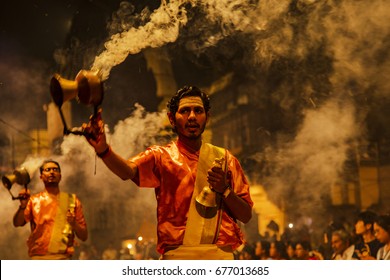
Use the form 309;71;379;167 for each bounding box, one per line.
183;143;226;245
48;192;76;254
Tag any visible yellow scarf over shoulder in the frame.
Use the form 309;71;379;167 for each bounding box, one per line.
183;143;226;245
47;192;76;254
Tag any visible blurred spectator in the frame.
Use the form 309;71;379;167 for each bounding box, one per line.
331;229;356;260
321;221;345;259
286;242;296;260
269;241;289;260
295;241;320;260
239;244;255;260
374;214;390;260
254;240;270;260
353;211;382;260
265;220;279;242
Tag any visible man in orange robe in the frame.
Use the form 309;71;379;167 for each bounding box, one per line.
13;160;88;259
84;86;253;259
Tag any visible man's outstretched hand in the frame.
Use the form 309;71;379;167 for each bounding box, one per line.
82;108;109;153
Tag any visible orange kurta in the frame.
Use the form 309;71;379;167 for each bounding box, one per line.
24;191;87;258
130;140;253;254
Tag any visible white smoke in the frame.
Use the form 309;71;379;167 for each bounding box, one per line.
91;0;266;80
323;0;390;95
92;0;193;80
259;97;358;197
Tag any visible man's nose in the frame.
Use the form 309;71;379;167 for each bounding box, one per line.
188;110;196;119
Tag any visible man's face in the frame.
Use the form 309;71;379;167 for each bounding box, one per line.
170;96;208;140
40;162;61;186
331;234;348;255
355;220;369;235
374;223;389;244
295;244;307;259
286;244;295;258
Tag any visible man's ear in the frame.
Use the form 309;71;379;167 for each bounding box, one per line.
167;112;175;126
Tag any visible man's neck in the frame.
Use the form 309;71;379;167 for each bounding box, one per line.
45;184;60;195
177;136;202;152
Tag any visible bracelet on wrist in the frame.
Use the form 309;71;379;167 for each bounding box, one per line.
96;146;111;159
222;184;232;198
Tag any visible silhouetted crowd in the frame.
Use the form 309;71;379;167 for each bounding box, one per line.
72;210;390;260
236;211;390;260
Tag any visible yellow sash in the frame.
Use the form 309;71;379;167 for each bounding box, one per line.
48;192;75;254
183;143;226;245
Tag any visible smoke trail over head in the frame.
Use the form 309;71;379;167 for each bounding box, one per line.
92;0;192;80
77;0;390;109
91;0;267;80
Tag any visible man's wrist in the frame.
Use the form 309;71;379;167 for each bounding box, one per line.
222;184;232;198
96;145;111;159
19;205;26;210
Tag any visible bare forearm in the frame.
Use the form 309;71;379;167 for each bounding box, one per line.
100;148;137;180
83;110;137;181
223;192;252;223
13;207;26;227
73;223;88;241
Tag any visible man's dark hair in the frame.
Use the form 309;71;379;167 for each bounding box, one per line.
295;240;312;251
356;210;377;227
167;85;211;116
332;229;351;244
272;240;289;259
39;160;61;174
375;214;390;234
